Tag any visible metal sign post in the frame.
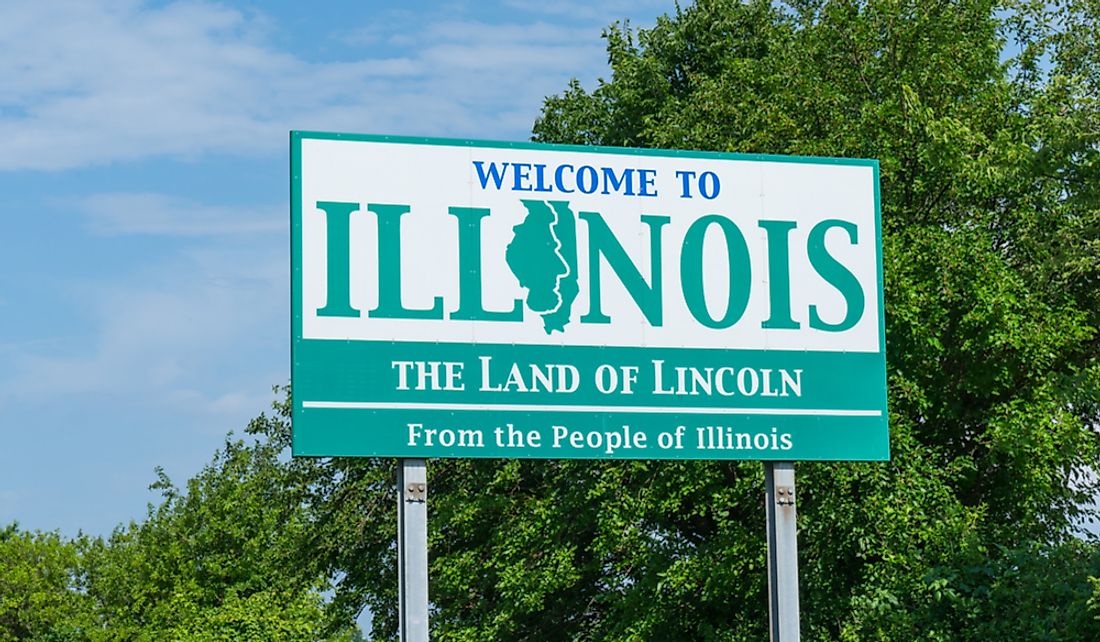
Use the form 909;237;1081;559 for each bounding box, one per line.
398;459;429;642
765;461;800;642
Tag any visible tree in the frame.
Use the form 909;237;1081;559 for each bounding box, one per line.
76;432;356;641
267;1;1100;640
1;409;367;641
0;524;89;642
535;6;1100;542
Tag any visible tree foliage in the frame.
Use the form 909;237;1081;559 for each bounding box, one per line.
77;435;335;641
279;1;1100;640
1;428;361;641
0;525;87;642
6;1;1100;640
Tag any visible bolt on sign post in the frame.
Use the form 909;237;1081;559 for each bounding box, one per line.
291;132;889;641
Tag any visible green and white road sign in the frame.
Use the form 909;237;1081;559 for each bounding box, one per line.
291;132;888;460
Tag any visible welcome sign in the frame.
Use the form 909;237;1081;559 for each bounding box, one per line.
291;132;888;460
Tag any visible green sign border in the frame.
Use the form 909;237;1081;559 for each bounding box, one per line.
290;131;888;461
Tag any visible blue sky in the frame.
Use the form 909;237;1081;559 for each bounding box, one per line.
0;0;670;537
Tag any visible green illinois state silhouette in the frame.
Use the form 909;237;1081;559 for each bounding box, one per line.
505;200;579;333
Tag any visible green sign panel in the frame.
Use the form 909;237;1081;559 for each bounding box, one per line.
291;131;888;460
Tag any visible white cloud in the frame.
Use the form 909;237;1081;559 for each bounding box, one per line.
166;387;281;419
0;0;642;171
77;192;284;237
1;188;286;421
502;0;669;23
0;1;290;169
0;221;288;417
0;0;676;537
0;490;17;522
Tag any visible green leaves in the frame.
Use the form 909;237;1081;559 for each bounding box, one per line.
286;1;1100;636
74;433;342;641
11;2;1100;640
0;526;88;642
292;1;1100;638
524;0;1100;639
0;403;359;641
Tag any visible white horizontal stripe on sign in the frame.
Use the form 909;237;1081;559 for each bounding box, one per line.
301;400;882;417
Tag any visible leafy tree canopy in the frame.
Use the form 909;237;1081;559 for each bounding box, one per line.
6;2;1100;640
2;430;363;641
281;1;1100;640
0;525;87;642
77;435;335;641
